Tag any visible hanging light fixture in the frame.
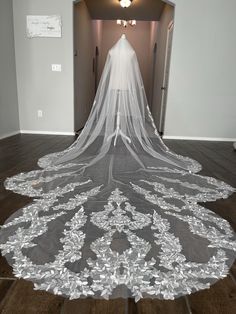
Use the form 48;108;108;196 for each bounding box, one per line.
119;0;133;8
123;20;128;27
116;19;136;28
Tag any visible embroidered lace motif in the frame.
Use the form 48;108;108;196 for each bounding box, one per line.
0;164;235;302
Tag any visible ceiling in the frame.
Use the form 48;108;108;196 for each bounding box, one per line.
84;0;167;21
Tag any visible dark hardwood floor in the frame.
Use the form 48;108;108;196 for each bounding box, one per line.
0;134;236;314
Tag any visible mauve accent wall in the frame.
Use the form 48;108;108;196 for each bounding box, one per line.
74;1;95;131
99;20;153;103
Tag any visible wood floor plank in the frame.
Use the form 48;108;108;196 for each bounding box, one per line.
63;298;95;314
0;192;30;225
165;139;236;185
127;298;138;314
94;298;126;314
188;276;236;314
0;254;14;278
63;297;189;314
135;297;189;314
200;141;236;169
63;298;129;314
201;194;236;231
0;279;64;314
230;261;236;281
0;280;14;305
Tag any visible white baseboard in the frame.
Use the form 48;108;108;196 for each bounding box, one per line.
0;130;20;140
163;135;236;142
20;130;75;136
1;131;235;142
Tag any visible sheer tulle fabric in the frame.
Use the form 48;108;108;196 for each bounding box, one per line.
0;37;235;302
38;38;202;172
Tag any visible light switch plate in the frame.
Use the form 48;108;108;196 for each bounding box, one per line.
52;64;62;72
38;110;43;118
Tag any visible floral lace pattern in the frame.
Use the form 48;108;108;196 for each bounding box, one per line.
1;34;235;302
0;163;235;302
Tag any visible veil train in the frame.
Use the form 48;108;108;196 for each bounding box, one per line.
0;36;235;302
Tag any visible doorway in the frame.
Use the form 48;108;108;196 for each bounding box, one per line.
159;20;174;134
73;0;175;135
73;1;96;132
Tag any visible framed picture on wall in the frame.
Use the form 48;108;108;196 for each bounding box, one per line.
26;15;62;38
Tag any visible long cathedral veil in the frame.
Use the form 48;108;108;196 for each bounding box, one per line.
0;35;235;302
38;35;201;172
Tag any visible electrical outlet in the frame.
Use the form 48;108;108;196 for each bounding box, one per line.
38;110;43;118
52;64;62;72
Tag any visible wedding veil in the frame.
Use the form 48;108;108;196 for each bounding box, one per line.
38;34;201;172
0;35;235;302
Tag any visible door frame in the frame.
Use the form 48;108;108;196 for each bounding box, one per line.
159;20;174;134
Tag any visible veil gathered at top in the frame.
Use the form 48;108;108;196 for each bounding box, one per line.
0;35;235;302
37;35;202;173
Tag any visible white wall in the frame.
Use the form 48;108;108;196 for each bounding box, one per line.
13;0;74;134
0;0;19;139
164;0;236;140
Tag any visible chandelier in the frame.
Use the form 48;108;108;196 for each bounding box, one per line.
119;0;133;8
117;20;136;27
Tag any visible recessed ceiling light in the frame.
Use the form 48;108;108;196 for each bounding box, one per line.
119;0;133;9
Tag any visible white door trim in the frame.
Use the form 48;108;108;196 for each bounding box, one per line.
159;20;174;133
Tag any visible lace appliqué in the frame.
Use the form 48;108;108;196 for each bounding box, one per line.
1;181;235;302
